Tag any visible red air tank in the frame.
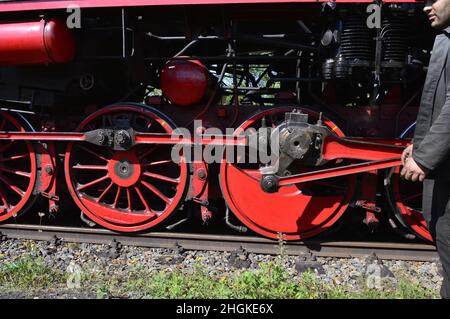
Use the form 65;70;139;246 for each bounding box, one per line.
0;19;75;65
160;59;210;106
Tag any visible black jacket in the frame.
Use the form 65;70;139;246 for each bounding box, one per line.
413;27;450;178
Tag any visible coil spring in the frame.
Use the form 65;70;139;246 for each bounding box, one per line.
340;16;375;61
381;14;409;63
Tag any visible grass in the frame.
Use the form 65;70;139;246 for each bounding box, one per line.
91;261;439;299
0;254;440;299
0;255;67;291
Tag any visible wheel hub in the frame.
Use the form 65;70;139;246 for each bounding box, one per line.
108;151;141;187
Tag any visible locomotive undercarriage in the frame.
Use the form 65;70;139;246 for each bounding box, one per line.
0;2;435;242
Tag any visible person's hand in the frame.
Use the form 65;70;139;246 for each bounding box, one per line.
400;157;429;182
401;144;413;166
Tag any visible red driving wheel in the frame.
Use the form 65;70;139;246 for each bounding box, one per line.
65;104;189;232
388;167;432;242
0;111;38;222
384;122;432;242
219;107;356;240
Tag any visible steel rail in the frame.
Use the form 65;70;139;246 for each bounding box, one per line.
0;224;438;261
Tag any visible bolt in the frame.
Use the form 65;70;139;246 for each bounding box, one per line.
116;131;125;143
197;169;207;180
97;132;106;145
115;130;131;147
45;165;54;175
261;175;278;193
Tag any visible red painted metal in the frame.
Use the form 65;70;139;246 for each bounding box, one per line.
0;19;75;65
0;112;37;222
360;171;380;231
0;132;85;141
190;162;213;223
160;60;209;106
0;131;248;146
0;0;424;13
391;167;432;242
220;107;356;240
278;158;401;185
64;105;189;232
322;137;405;161
384;138;432;242
35;142;59;214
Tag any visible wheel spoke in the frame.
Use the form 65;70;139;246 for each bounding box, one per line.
77;145;109;162
126;188;132;211
73;164;108;171
142;159;173;167
96;182;114;203
134;185;152;213
113;186;122;208
0;154;29;163
0;175;25;196
77;175;109;191
0;184;9;208
138;145;159;160
141;180;171;205
143;171;179;184
0;166;31;178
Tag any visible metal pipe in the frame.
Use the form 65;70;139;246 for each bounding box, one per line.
144;55;315;62
174;40;199;57
225;207;247;233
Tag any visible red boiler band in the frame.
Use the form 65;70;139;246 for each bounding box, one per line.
0;19;75;65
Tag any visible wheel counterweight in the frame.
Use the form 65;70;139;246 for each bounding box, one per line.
219;108;356;240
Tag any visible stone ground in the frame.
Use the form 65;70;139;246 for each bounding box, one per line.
0;239;443;298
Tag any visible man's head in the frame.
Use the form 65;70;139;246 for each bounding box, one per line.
424;0;450;30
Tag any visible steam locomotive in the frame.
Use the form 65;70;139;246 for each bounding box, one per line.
0;0;434;242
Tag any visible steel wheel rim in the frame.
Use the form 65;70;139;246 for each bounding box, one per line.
389;166;432;242
386;123;432;242
65;104;189;232
220;107;356;240
0;111;37;222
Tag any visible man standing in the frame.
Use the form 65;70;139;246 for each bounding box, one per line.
401;0;450;299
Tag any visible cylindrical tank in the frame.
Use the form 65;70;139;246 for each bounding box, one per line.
160;59;210;106
0;19;75;65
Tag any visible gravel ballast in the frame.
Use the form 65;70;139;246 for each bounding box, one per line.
0;238;443;298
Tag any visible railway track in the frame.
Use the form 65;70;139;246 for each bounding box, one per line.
0;224;438;262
